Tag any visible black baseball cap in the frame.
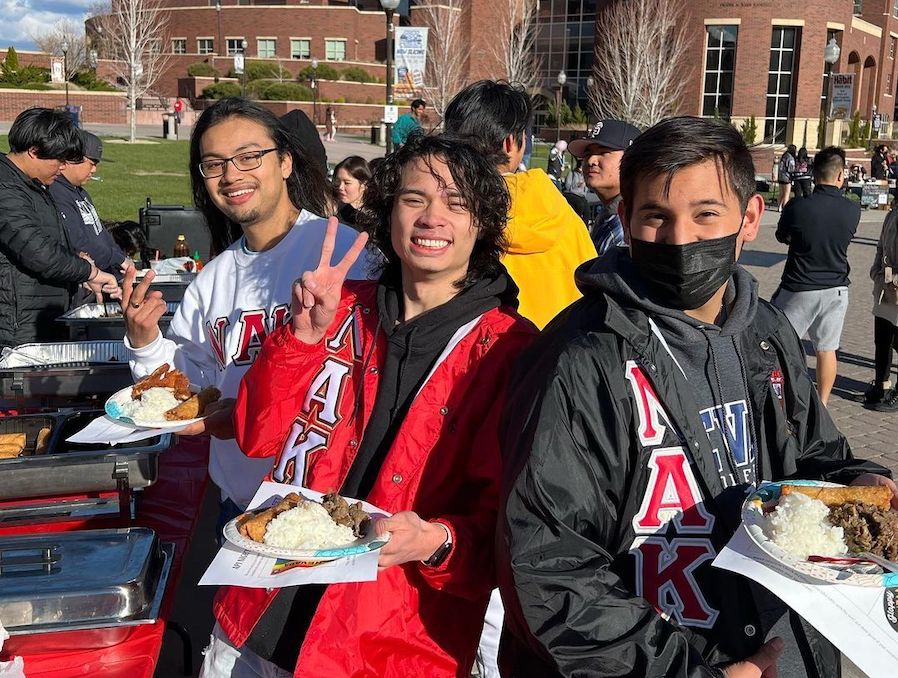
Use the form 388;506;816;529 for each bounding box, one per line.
569;119;641;158
80;131;111;163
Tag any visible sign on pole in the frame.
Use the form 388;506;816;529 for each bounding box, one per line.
394;26;428;97
233;53;245;75
50;58;64;84
829;73;854;120
384;105;398;124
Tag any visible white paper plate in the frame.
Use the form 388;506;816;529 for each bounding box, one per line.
104;383;205;430
223;495;390;562
743;480;898;587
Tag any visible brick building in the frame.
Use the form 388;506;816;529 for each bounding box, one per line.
598;0;898;146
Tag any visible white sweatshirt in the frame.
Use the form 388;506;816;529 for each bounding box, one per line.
126;211;376;508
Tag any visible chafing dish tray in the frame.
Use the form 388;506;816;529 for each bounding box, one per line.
0;527;173;635
0;411;173;500
57;303;178;341
0;341;134;398
133;271;195;302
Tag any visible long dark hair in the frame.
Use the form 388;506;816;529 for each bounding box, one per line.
355;134;510;289
189;97;330;254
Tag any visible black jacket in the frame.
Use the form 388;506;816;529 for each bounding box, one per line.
498;253;887;678
776;185;860;292
0;155;92;347
49;175;125;274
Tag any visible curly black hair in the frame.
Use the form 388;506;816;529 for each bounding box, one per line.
355;134;510;289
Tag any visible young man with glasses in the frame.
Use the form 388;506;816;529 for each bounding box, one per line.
121;97;374;526
0;108;120;348
50;131;131;277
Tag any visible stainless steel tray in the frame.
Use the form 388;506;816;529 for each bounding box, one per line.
0;528;173;635
57;303;178;341
0;411;173;500
0;341;134;367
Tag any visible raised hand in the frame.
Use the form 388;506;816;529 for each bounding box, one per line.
292;217;368;345
121;267;168;348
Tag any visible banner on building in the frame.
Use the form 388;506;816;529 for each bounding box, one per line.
395;26;428;97
50;58;64;84
829;73;854;120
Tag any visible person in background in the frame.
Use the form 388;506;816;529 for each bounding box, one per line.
49;131;131;276
773;146;859;406
791;146;813;198
0;107;120;348
546;139;566;185
120;97;375;533
866;206;898;408
562;157;588;197
777;143;796;211
391;98;426;149
872;144;890;181
203;134;536;678
325;106;337;142
444;80;598;329
568;119;641;254
498;116;895;678
279;109;327;175
108;220;156;269
332;155;371;230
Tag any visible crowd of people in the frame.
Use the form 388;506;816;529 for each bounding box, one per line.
3;84;898;678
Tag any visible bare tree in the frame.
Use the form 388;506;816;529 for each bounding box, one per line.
30;19;88;78
490;0;541;92
92;0;170;142
589;0;692;129
416;0;469;124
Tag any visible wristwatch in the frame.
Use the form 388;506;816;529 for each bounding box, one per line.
422;522;453;567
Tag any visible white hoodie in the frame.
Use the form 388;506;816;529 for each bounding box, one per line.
126;211;375;508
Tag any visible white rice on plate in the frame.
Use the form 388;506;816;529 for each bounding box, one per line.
121;387;181;421
763;492;847;559
264;501;356;550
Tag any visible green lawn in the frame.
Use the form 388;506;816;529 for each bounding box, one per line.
0;135;194;221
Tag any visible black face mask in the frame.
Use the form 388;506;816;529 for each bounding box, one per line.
629;231;739;311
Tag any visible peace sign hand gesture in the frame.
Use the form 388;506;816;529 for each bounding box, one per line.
292;217;368;345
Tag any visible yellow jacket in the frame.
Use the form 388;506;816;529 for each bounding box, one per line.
503;169;598;328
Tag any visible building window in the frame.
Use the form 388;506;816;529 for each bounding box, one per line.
291;38;311;59
171;38;187;54
765;26;799;144
325;39;346;61
894;0;898;18
227;38;246;56
854;0;863;15
198;38;214;55
257;39;276;58
702;25;738;120
888;71;894;95
892;37;897;60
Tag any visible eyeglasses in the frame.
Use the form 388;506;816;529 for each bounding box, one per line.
198;148;278;178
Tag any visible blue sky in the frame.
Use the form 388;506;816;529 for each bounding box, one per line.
0;0;91;51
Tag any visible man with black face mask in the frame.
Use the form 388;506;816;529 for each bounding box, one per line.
497;117;897;678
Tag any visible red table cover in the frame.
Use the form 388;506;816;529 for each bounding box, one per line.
0;435;210;678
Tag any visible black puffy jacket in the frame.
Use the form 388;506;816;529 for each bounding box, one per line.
0;155;92;347
498;258;888;678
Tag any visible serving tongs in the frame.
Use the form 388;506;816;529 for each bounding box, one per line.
808;552;898;574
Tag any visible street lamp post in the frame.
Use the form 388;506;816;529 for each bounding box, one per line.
585;75;594;125
381;0;400;154
61;39;70;107
310;57;319;127
555;70;567;142
240;38;248;98
216;0;223;59
822;35;841;147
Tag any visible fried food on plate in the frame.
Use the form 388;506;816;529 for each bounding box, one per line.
132;363;191;401
781;484;892;511
322;490;370;537
164;386;221;421
237;492;305;542
0;432;26;458
34;427;51;455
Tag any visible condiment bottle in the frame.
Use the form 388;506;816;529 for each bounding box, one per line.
193;250;204;271
173;234;190;258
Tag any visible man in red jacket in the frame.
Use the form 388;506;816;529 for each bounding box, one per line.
201;134;536;678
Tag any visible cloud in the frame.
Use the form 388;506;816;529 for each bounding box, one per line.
0;0;93;50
